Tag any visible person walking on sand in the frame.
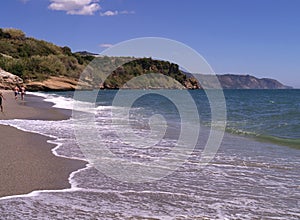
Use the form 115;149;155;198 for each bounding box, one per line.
14;86;19;100
0;92;6;112
20;86;26;100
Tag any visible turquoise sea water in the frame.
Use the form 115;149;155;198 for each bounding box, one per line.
0;89;299;219
69;89;300;148
223;89;300;148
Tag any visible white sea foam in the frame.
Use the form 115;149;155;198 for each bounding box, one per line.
27;91;96;112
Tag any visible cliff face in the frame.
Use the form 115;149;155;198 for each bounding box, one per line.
25;76;92;91
0;68;23;89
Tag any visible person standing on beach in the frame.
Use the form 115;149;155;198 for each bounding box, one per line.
20;86;26;100
14;86;19;100
0;92;6;112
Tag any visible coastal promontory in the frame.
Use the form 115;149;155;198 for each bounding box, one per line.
0;28;292;91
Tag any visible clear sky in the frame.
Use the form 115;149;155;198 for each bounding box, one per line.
0;0;299;88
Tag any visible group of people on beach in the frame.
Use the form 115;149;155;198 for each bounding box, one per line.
14;85;26;101
0;85;26;113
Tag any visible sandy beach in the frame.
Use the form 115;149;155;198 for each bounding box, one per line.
0;90;86;198
0;90;71;120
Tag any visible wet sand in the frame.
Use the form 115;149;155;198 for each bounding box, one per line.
0;90;71;120
0;90;86;198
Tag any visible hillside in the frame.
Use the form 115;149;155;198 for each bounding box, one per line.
0;28;93;83
195;74;292;89
0;28;199;90
0;28;292;91
217;74;292;89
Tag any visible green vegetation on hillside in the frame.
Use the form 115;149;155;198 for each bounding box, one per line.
0;28;92;81
0;28;199;89
0;28;291;90
102;58;189;89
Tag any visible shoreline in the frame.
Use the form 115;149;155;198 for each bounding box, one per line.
0;90;71;120
0;90;87;198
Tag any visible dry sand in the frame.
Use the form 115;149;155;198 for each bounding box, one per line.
0;90;86;198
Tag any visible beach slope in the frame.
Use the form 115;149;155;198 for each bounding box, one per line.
0;90;86;198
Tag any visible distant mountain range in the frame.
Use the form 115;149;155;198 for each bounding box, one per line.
74;51;99;56
0;28;292;91
193;73;292;89
217;74;292;89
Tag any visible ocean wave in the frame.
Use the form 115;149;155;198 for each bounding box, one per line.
225;126;300;149
27;91;78;110
254;134;300;149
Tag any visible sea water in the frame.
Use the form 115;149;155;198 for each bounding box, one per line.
0;89;299;219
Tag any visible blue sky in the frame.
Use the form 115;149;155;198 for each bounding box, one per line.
0;0;299;88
